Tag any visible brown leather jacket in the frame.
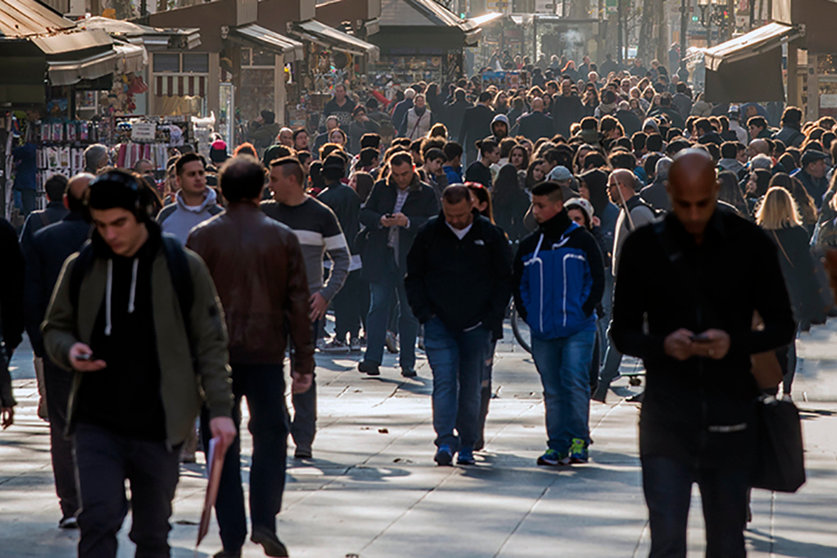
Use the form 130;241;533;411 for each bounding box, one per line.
187;202;314;374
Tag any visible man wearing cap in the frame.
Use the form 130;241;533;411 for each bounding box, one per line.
513;181;604;466
794;150;830;209
523;166;577;231
42;170;235;558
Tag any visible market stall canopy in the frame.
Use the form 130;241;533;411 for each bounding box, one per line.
773;0;837;53
289;19;380;62
77;16;201;50
702;22;802;103
379;0;483;45
231;23;304;62
0;0;73;36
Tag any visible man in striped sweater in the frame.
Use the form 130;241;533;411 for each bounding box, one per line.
262;157;350;459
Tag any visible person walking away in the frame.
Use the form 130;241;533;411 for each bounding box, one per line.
610;149;795;558
458;92;496;166
406;185;511;465
188;157;313;558
19;173;69;420
513;181;605;466
42;170;236;558
593;168;659;402
261;157;349;458
22;173;93;529
0;215;24;429
158;153;223;243
756;187;823;396
516;97;555;143
357;152;439;377
317;155;364;352
465;138;500;189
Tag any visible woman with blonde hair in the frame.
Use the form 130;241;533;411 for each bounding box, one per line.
756;186;824;395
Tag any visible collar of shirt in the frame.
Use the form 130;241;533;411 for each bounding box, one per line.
446;221;473;240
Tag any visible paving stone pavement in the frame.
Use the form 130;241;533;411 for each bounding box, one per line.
1;322;836;557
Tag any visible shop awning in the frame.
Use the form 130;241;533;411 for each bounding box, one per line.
231;24;304;62
379;0;483;46
77;16;201;50
702;23;802;103
0;0;74;37
47;48;118;86
156;74;207;97
290;19;380;62
466;12;504;30
703;22;801;71
114;42;147;74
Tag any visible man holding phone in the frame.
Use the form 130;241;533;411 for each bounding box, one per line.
42;170;235;558
610;150;794;557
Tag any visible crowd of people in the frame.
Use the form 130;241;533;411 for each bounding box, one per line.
0;55;833;558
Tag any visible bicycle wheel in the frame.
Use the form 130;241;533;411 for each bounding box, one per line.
510;303;532;354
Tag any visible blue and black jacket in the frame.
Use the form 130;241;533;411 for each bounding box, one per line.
513;211;605;340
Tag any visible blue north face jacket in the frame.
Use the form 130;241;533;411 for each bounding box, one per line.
513;211;605;340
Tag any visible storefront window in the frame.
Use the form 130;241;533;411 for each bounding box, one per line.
153;53;180;73
183;53;209;73
252;50;274;67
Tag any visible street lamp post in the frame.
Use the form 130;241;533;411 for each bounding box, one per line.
679;0;688;77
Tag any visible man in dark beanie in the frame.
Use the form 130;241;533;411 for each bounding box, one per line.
42;169;235;558
318;155;363;352
209;140;229;165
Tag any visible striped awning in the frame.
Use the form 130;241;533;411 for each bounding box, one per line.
155;74;206;97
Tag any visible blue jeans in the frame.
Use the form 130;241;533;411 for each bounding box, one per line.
531;328;596;453
424;317;489;450
642;456;749;558
363;274;417;369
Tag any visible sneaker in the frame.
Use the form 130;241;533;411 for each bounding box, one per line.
358;361;380;376
315;338;328;351
321;338;351;353
385;331;399;353
58;516;78;529
251;527;289;557
434;444;453;466
400;366;417;378
569;438;589;464
457;448;476;465
537;449;569;466
349;337;362;352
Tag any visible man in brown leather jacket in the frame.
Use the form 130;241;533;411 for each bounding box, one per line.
187;156;314;558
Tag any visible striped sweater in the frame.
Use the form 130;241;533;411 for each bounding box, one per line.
261;198;350;301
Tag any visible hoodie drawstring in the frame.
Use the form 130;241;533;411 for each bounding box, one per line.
105;260;113;336
104;257;139;337
128;258;139;314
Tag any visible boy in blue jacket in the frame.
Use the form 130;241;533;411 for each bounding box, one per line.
513;181;605;466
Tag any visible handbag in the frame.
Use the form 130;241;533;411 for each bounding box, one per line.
750;394;806;492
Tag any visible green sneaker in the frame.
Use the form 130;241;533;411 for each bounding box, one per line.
569;438;589;464
537;448;569;466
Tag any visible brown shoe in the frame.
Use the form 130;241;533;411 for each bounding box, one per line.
251;527;289;557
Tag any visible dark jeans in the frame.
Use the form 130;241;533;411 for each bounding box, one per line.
476;337;497;449
201;363;289;553
363;270;418;369
424;317;489;450
74;424;180;558
290;321;318;452
775;340;797;396
332;270;366;341
44;358;78;519
642;456;749;558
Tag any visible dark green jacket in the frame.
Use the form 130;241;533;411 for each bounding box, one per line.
42;242;233;447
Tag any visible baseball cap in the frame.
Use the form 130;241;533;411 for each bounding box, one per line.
548;165;573;182
801;150;828;168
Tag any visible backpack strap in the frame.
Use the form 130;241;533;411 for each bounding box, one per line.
160;235;194;338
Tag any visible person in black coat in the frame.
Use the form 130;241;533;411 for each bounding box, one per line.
458;92;495;166
551;80;585;138
22;172;93;526
19;174;69;256
357;153;439;377
0;215;24;428
405;185;512;465
516;97;555;143
444;89;470;140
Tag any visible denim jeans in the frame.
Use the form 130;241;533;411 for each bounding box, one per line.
424;317;490;450
593;320;623;401
290;320;318;453
642;456;749;558
74;424;180;558
531;328;596;453
200;363;290;553
363;272;417;369
44;358;78;519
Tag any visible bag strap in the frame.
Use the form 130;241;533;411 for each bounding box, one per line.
410;111;424;138
772;230;794;268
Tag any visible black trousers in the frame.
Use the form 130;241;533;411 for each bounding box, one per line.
201;363;289;553
74;424;180;558
43;358;78;519
331;270;367;341
642;455;749;558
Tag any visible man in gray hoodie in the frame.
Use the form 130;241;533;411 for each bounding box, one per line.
157;153;223;244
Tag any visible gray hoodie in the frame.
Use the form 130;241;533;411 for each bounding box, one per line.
158;187;223;244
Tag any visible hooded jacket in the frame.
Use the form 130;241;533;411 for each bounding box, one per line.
513;211;605;340
42;224;233;447
157;187;223;244
490;113;510;141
